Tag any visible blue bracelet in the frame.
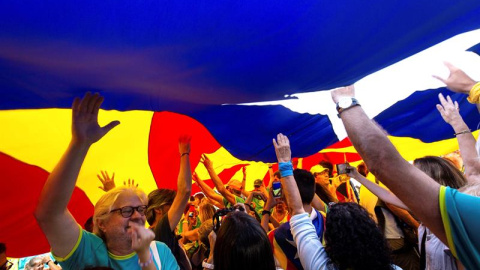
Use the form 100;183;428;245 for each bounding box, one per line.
279;161;293;177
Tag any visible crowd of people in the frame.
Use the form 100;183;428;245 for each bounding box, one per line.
2;62;480;270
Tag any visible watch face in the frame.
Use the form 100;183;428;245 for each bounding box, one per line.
339;97;353;108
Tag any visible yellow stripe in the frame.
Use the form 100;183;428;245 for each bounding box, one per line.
439;186;458;258
52;225;83;262
273;238;288;269
109;251;136;260
321;132;479;162
0;109;157;204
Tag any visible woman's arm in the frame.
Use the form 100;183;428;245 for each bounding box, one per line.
347;166;409;210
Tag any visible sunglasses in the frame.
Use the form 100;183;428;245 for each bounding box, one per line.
110;205;147;218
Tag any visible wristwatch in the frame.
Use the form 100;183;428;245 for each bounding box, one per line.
336;97;360;117
203;259;214;269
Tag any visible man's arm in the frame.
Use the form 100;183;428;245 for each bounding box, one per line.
200;154;237;205
273;134;304;216
193;173;225;207
240;166;251;197
34;93;119;257
433;62;477;95
331;86;446;244
166;136;192;231
437;93;480;181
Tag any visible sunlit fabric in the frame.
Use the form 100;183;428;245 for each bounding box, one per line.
1;0;480;258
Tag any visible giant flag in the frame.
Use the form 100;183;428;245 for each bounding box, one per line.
1;0;480;257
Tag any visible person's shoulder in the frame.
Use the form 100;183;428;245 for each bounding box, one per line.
154;240;170;250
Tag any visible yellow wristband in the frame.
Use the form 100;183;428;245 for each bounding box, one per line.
467;82;480;104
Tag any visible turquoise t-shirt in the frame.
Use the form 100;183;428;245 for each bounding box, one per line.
53;227;179;270
440;186;480;269
223;195;245;208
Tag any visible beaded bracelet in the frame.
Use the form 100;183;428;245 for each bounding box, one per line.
138;256;153;268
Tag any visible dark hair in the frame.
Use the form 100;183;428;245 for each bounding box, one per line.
413;156;466;189
315;183;337;204
84;216;94;232
273;171;281;179
319;160;334;178
293;169;315;204
214;211;275;270
146;189;176;226
0;242;5;253
357;162;369;177
325;203;394;270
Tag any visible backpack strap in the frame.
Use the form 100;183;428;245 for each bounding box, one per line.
419;229;428;270
150;241;162;270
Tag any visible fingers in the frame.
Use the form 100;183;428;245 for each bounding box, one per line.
432;74;446;84
438;93;448;106
102;120;120;134
272;138;278;149
87;93;101;115
79;92;92;114
72;97;81;117
92;95;104;117
436;104;445;115
444;61;458;72
455;101;459;111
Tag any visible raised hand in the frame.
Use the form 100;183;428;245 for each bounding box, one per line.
200;154;213;169
124;178;138;188
72;92;120;145
272;133;291;163
192;172;200;183
346;165;361;179
436;93;462;125
264;188;279;210
179;135;191;155
433;62;477;94
97;170;116;192
330;85;355;103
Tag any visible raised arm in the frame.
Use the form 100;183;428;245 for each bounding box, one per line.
433;62;477;95
34;93;119;257
331;86;446;244
97;170;116;192
437;93;480;181
347;166;408;210
240;166;251;197
193;173;224;208
166;136;192;231
200;154;236;205
273;134;304;216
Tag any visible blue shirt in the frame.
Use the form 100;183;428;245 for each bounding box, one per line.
53;227;179;270
440;186;480;269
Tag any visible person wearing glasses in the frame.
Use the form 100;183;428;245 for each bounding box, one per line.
34;93;179;270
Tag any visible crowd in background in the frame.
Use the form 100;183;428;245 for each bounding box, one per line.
2;63;480;270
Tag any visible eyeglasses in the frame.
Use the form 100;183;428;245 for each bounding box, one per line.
1;261;13;270
110;205;147;218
